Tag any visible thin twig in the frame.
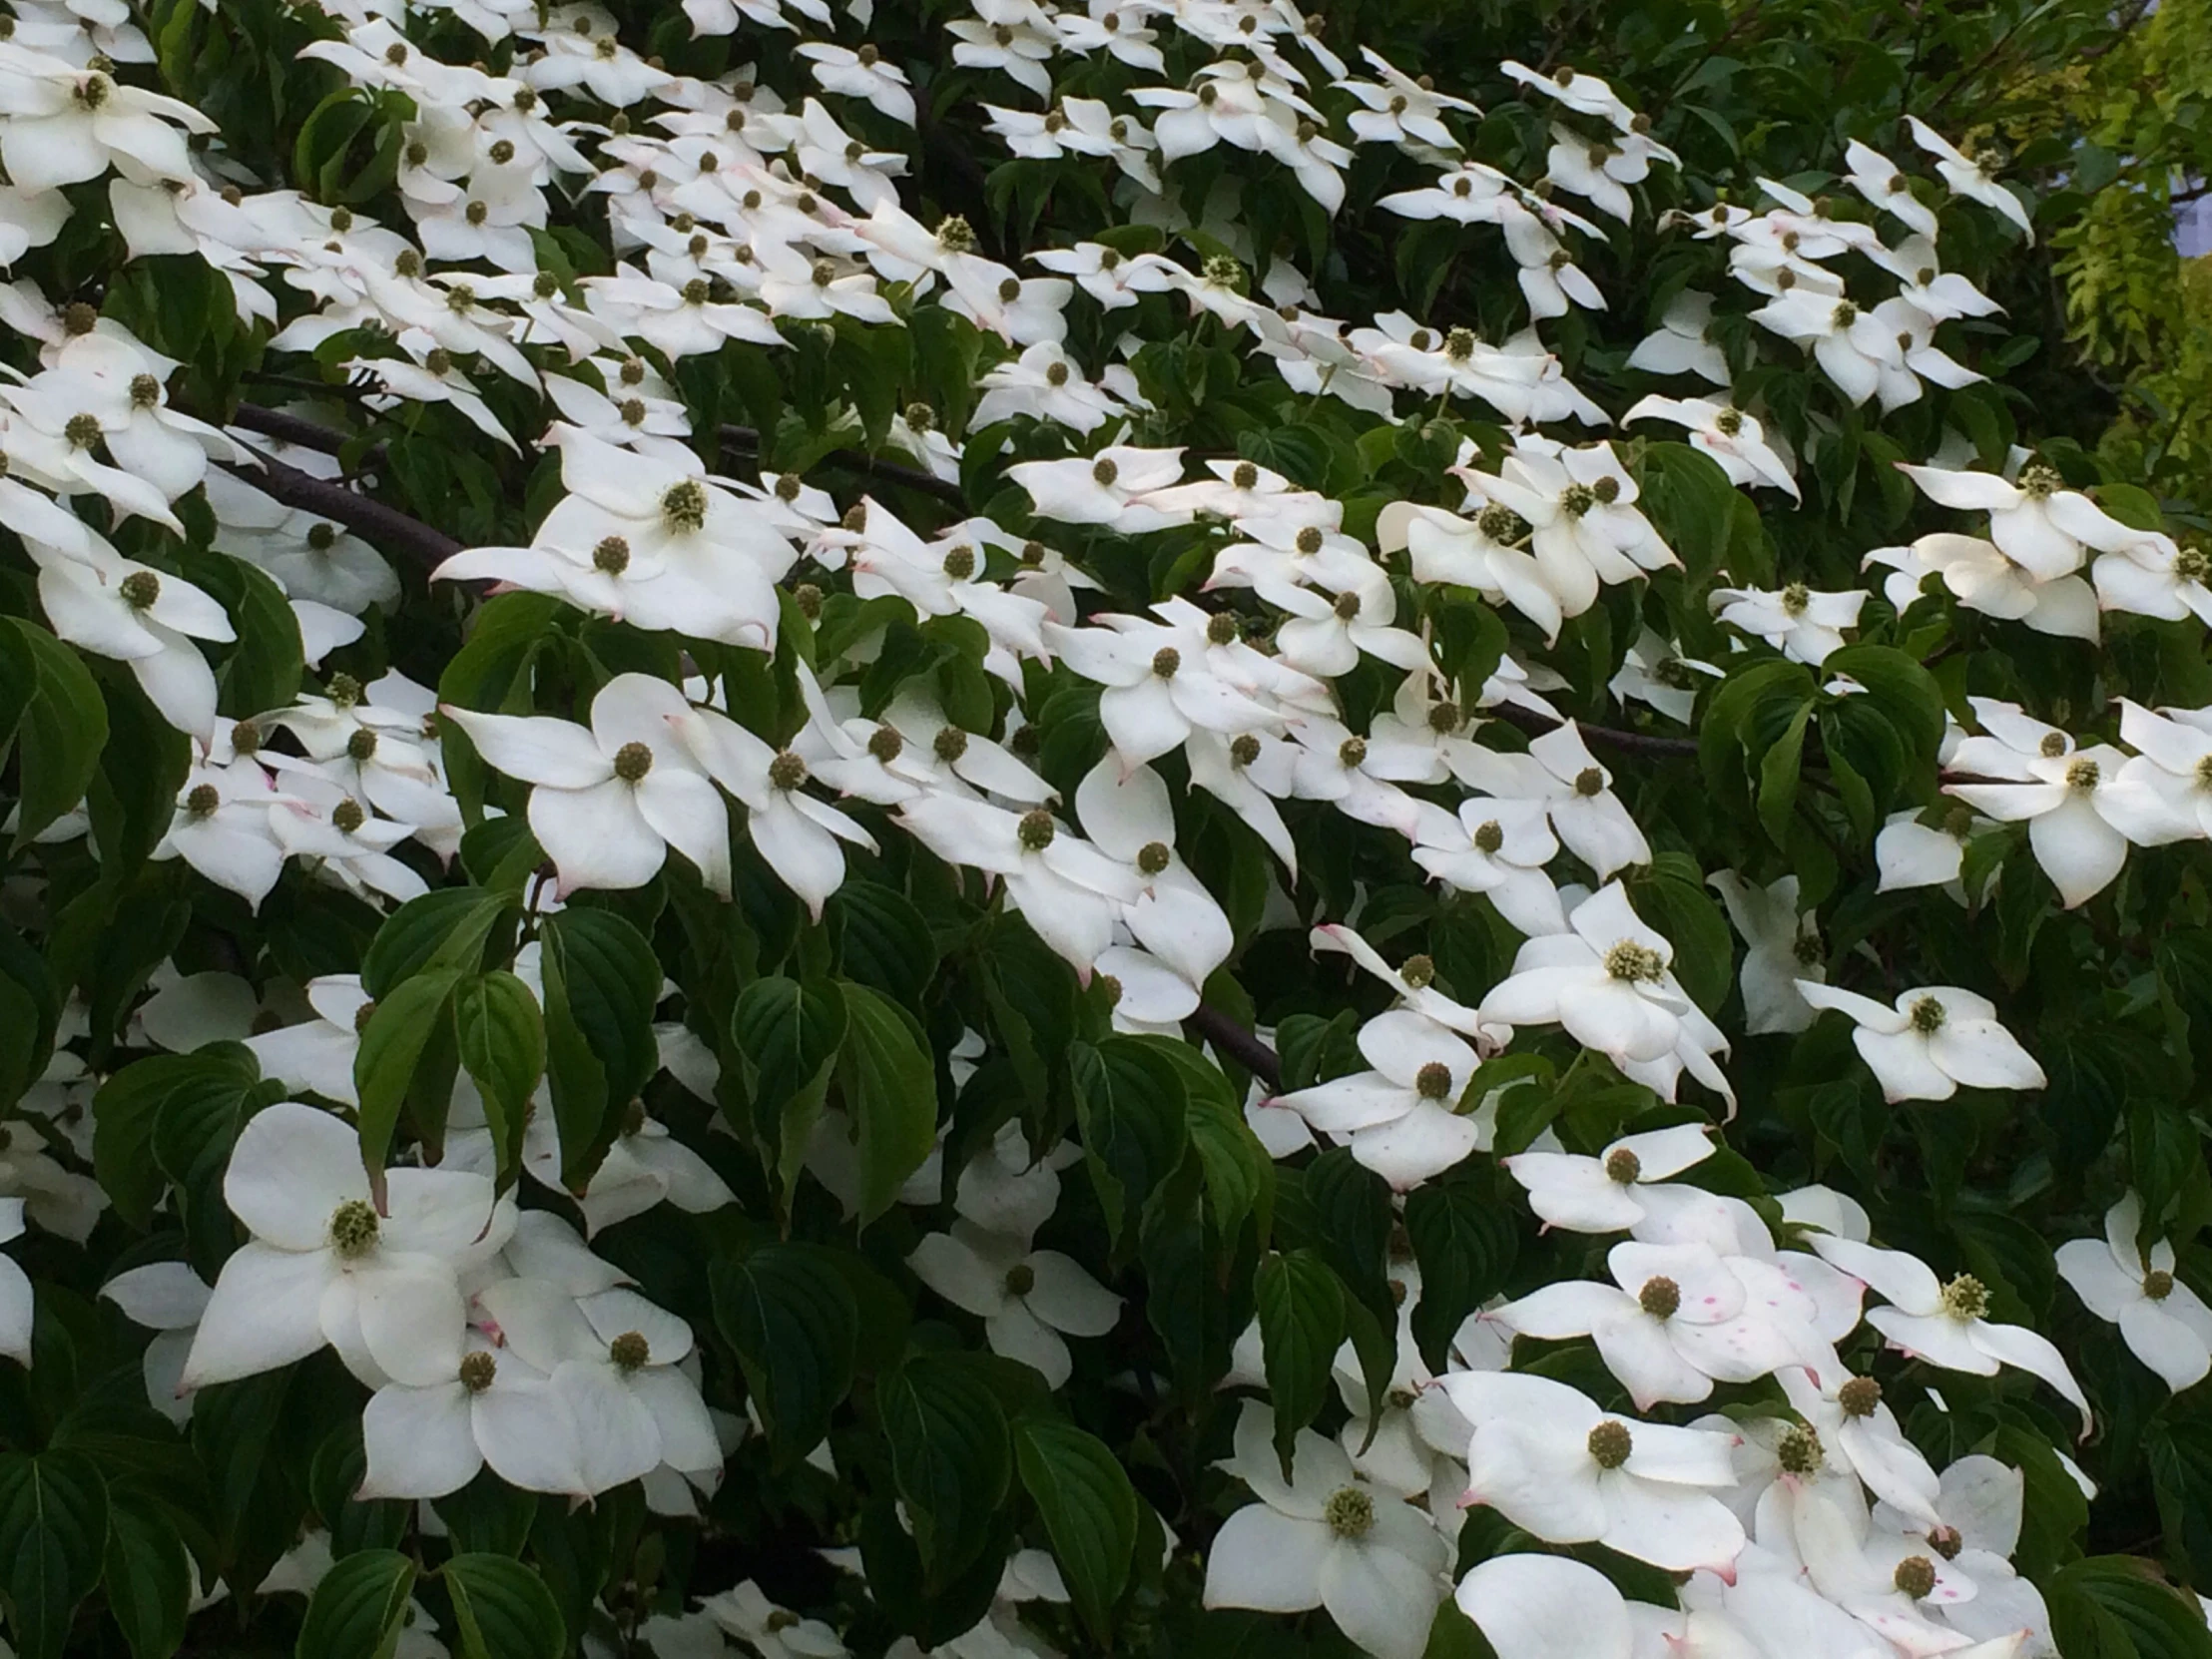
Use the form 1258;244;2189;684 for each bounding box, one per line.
717;424;968;507
1482;700;1702;759
1187;1002;1281;1088
217;451;463;568
230;403;388;472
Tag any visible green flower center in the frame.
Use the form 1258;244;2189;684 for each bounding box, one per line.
1605;1148;1642;1184
2145;1269;2175;1302
1233;461;1260;490
1894;1556;1936;1600
64;412;103;450
1339;737;1368;769
329;1199;379;1259
118;571;161;609
1092;457;1120;487
1939;1274;1989;1322
459;1352;497;1392
2038;731;2068;759
1399;954;1435;988
2066;758;2099;791
1296;525;1325;555
1415;1061;1453;1101
1838;1376;1883;1417
1018;809;1056;851
1639;1276;1681;1319
1478;504;1527;544
1574;767;1606;797
1715;408;1745;437
1587;1420;1633;1469
1781;582;1810;616
1151;647;1180;679
1208;613;1240;645
593;536;631;575
1137;840;1172;876
768;752;809;792
1910;994;1946;1034
2178;548;2211;585
1230;735;1263;768
331;800;365;834
2018;463;2060;500
185;784;221;819
1605;941;1664;982
1561;483;1597;518
1324;1486;1375;1538
662;480;709;533
1777;1422;1824;1475
612;742;654;784
1473;820;1504;854
1004;1264;1035;1296
609;1332;650;1372
942;546;976;581
867;727;904;764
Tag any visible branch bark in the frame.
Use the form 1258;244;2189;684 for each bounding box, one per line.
1481;699;1701;759
1186;1001;1281;1089
216;450;463;568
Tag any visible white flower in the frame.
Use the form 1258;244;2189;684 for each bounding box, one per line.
695;1581;850;1659
1010;445;1191;533
675;703;875;920
1272;1010;1488;1190
1944;738;2145;908
1844;139;1940;237
181;1102;513;1391
2056;1192;2212;1391
1502;1121;1715;1235
1711;582;1865;665
1203;1400;1447;1659
1865;532;2100;642
1749;292;1906;407
154;759;287;910
1479;883;1700;1076
0;1200;33;1367
1797;981;2044;1102
907;1222;1121;1388
1906;117;2034;240
1627;289;1730;383
1811;1235;2090;1431
1043;607;1291;768
0;56;214;190
1074;759;1234;992
1437;1371;1746;1572
358;1330;590;1500
474;1279;721;1494
441;675;734;899
1450;723;1652;877
1898;461;2157;582
1456;1555;1631;1659
898;794;1139;971
795;42;914;124
102;1260;209;1423
1624;394;1798;498
1411;797;1566;937
1776;1366;1943;1528
28;538;231;734
1709;871;1823;1033
1490;1238;1831;1408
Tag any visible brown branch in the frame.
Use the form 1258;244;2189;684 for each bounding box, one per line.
230;403;386;471
1187;1001;1281;1088
1482;700;1702;759
217;451;463;569
717;424;969;508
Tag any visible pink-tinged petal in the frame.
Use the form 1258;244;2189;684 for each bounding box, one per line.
1596;1470;1746;1571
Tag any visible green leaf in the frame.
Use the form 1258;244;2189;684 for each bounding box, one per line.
827;880;939;1004
538;907;662;1191
1404;1174;1519;1371
835;980;938;1224
1255;1249;1344;1475
713;1243;858;1461
1013;1415;1139;1642
879;1355;1012;1587
0;1449;108;1659
1757;700;1811;846
103;1488;191;1659
295;1548;418;1659
453;971;545;1191
732;975;846;1205
1070;1037;1190;1252
9;622;108;851
2047;1555;2212;1659
354;967;462;1179
441;1552;567;1659
360;886;510;998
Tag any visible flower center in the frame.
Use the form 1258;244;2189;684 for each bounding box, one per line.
1793;931;1824;965
937;545;976;582
1230;734;1263;768
2018;463;2060;500
62;301;97;335
618;397;648;427
353;999;377;1033
1939;1274;1989;1322
328;1199;379;1259
662;480;708;533
1777;1422;1824;1475
331;799;365;834
1594;477;1620;504
1092;457;1120;487
1415;1062;1453;1101
1826;1378;1880;1422
1560;483;1597;518
1573;767;1605;797
593;536;631;574
1338;737;1368;769
1909;994;1946;1034
465;201;489;227
1638;1276;1680;1319
1399;954;1435;988
459;1352;497;1392
185;784;220;819
768;751;808;792
64;412;103;450
1894;1556;1936;1600
1478;504;1527;544
424;348;453;376
2066;758;2099;791
1715;407;1745;437
1003;1263;1035;1297
1294;525;1325;556
1151;647;1181;679
307;522;338;552
1930;1524;1963;1559
1206;613;1241;647
231;721;261;756
1604;1148;1642;1184
1097;973;1123;1007
1323;1486;1375;1539
937;216;974;252
1426;701;1461;736
76;71;113;108
620;357;646;386
1018;809;1056;851
1445;326;1475;361
1333;590;1363;621
1605;941;1664;982
2178;547;2212;585
1832;300;1859;327
1587;1420;1633;1469
2038;732;2068;759
1473;820;1504;854
1137;840;1172;876
866;727;904;765
612;742;654;784
1043;360;1070;387
2145;1269;2175;1301
118;570;161;610
609;1332;650;1373
1781;582;1810;616
129;372;162;409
